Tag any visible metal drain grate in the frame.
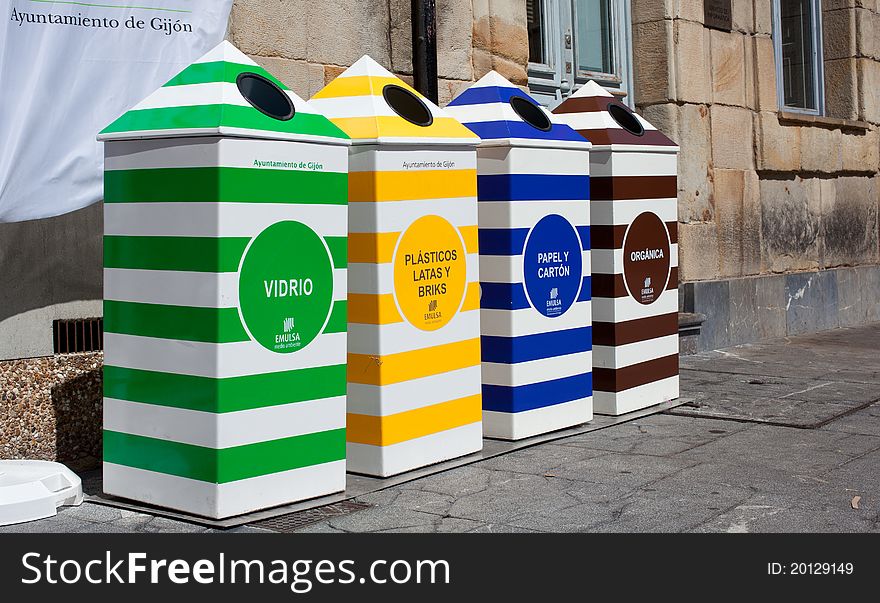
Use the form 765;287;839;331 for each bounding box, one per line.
53;317;103;354
250;500;371;533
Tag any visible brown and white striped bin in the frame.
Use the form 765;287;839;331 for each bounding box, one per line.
553;82;679;415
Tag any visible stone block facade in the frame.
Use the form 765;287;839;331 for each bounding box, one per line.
633;0;880;285
227;0;527;105
633;0;879;352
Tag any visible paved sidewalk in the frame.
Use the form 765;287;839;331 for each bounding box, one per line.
3;323;879;533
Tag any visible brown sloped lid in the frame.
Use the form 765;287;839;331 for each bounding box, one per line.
552;81;677;148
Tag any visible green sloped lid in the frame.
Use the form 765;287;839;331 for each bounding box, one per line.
98;41;349;145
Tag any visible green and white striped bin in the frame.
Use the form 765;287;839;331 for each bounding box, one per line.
97;41;351;519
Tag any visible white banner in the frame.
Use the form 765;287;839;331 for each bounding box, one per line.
0;0;234;222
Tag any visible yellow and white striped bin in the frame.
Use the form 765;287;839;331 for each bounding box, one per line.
310;56;483;476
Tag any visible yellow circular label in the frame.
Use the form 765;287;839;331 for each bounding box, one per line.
393;215;467;331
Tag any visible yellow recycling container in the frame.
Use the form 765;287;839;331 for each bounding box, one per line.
310;56;483;476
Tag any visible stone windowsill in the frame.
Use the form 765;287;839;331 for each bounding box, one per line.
777;111;870;133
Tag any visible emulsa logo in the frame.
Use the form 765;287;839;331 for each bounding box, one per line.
262;278;314;348
279;316;299;345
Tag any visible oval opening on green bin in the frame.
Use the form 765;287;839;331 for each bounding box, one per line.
382;84;434;127
607;102;645;136
237;72;295;121
510;95;552;132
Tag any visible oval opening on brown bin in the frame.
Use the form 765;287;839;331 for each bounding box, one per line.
382;84;434;127
510;95;552;132
236;72;295;121
607;102;645;136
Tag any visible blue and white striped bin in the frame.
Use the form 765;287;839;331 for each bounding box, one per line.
446;72;593;440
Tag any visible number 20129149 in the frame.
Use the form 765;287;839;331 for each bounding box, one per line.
768;562;854;575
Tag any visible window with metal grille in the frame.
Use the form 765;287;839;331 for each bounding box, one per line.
53;318;103;354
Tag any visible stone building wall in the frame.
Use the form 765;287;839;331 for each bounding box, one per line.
227;0;529;105
631;0;880;350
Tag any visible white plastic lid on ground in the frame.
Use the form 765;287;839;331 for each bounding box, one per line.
0;460;83;526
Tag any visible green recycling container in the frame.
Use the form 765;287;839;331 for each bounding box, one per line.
98;41;351;518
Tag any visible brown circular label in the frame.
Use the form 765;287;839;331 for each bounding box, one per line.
622;212;671;305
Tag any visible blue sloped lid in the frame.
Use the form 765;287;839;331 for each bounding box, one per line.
446;71;590;148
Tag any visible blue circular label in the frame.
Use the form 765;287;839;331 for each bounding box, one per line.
523;214;583;318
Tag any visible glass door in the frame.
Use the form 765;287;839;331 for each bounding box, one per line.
527;0;633;108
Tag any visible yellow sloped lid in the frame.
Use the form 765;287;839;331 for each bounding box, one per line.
310;55;480;145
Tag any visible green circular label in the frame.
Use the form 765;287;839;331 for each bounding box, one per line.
238;221;334;354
